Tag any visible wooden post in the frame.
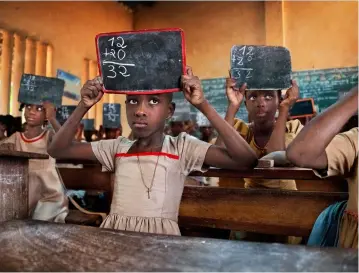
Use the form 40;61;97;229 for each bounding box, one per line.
11;34;26;117
24;38;36;74
46;45;53;77
0;30;13;115
35;41;46;76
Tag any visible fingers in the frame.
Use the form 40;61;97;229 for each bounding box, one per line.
239;83;247;94
186;66;193;77
228;70;232;78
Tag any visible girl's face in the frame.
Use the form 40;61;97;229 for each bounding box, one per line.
126;93;174;139
24;104;46;127
245;90;280;123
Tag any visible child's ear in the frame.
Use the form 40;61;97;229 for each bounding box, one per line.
168;102;176;119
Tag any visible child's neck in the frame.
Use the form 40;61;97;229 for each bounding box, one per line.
23;125;44;139
131;131;165;153
252;119;275;136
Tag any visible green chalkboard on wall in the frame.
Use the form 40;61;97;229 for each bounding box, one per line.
292;66;358;113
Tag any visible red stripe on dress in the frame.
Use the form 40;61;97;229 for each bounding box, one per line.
20;131;47;143
115;152;179;160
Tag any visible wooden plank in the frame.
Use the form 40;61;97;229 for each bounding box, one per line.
179;186;348;237
0;157;29;222
0;150;48;159
0;220;357;272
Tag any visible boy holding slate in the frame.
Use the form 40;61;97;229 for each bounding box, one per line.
0;101;68;222
48;67;258;235
286;86;358;248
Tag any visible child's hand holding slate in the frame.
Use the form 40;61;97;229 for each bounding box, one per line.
81;77;104;109
280;79;299;110
226;71;246;110
43;102;56;122
181;66;205;108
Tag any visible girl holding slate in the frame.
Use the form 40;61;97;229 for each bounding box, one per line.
48;67;258;235
0;102;69;222
215;73;302;191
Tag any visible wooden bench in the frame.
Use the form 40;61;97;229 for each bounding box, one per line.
58;163;348;237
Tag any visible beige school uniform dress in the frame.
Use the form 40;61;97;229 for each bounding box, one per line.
314;127;358;248
0;130;69;222
91;132;211;235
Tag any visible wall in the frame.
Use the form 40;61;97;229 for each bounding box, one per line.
0;1;133;135
135;1;358;76
135;1;266;79
283;1;358;70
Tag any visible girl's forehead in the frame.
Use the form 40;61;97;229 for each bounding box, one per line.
245;90;278;96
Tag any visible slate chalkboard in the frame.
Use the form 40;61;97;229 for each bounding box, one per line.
289;98;315;118
81;119;95;131
230;45;292;90
96;28;186;94
18;74;65;107
292;67;358;113
201;78;248;123
103;103;121;129
56;105;76;125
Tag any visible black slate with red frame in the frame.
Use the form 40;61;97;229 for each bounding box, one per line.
96;28;186;95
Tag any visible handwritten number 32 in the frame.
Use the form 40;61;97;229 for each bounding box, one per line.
108;65;130;78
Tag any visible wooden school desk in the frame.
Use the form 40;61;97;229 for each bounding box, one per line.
57;162;348;237
0;220;357;272
0;150;48;222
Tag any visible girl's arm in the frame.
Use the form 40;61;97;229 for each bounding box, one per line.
47;77;104;160
43;102;61;132
266;80;299;153
182;67;257;170
215;73;246;147
286;86;358;169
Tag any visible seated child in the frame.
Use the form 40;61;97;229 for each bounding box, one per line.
286;86;358;248
215;75;302;190
0;102;68;222
47;67;258;235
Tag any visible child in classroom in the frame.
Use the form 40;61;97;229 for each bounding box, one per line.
0;102;69;222
214;73;302;243
215;73;302;190
47;66;258;235
286;86;358;248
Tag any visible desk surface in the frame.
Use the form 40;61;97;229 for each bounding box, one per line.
0;220;357;272
0;150;48;159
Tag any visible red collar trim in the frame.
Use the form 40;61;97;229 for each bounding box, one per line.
115;152;179;160
21;131;47;143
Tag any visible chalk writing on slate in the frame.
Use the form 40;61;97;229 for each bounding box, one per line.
292;66;358;113
231;45;292;90
96;28;185;94
201;78;248;123
18;74;65;107
289;98;315;118
81;119;95;131
103;103;121;129
56;106;76;125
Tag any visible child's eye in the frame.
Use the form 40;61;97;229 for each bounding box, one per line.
248;96;256;101
149;98;159;105
26;105;32;110
37;107;43;112
265;95;273;100
127;99;137;105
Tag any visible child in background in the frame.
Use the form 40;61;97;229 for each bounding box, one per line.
215;75;302;190
286;86;358;248
0;102;68;222
48;67;257;235
0;116;7;141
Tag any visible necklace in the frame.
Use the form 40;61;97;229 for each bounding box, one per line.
136;138;164;199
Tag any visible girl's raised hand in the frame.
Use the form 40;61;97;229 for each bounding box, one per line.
280;79;299;109
181;66;205;108
226;71;246;110
81;76;104;109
